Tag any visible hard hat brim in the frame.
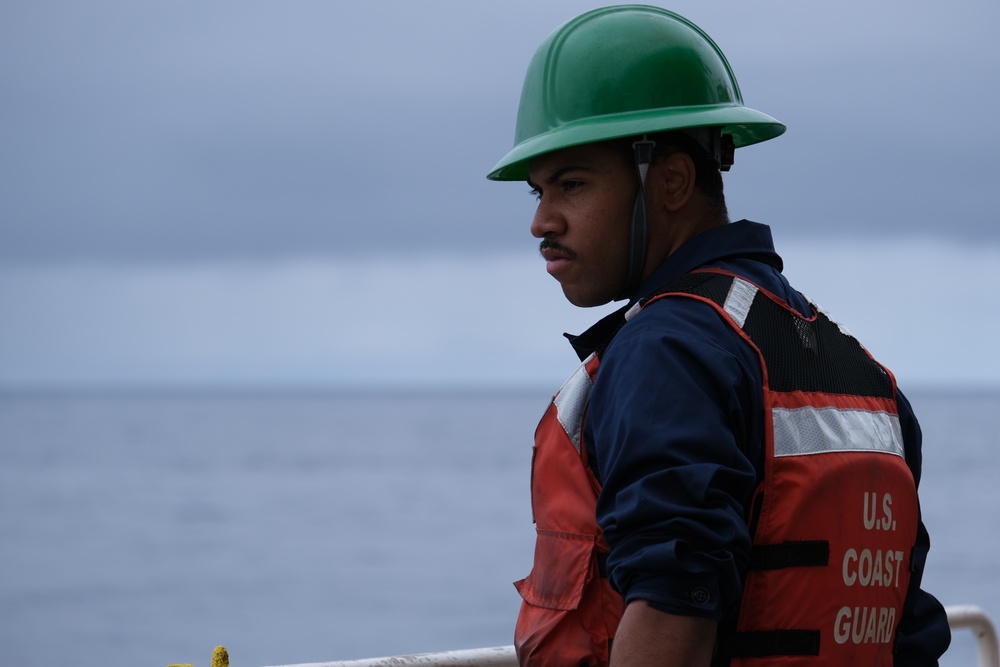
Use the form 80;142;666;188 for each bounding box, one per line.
487;104;785;182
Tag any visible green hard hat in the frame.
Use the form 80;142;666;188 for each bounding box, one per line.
487;5;785;181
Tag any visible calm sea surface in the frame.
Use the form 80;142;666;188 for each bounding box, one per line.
1;390;997;667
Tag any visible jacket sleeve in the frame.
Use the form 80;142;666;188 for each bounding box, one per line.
586;299;763;619
893;389;952;664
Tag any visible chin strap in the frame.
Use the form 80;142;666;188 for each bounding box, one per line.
621;137;656;299
620;129;733;300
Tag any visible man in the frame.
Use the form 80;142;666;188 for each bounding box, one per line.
487;6;951;666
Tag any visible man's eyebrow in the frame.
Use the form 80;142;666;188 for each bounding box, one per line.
528;165;596;190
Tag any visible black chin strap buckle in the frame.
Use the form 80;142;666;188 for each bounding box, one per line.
688;127;735;172
632;138;656;182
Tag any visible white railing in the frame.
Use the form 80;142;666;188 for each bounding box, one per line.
948;605;999;667
264;645;517;667
264;604;998;667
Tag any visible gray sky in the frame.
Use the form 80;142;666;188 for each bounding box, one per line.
3;0;998;263
2;1;999;389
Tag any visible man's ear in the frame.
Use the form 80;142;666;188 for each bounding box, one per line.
654;151;697;213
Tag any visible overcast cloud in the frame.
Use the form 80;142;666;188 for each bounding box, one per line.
1;0;998;389
3;0;998;264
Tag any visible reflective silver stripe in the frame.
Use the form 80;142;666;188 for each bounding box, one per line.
724;278;758;328
772;406;904;458
624;300;643;322
554;356;594;453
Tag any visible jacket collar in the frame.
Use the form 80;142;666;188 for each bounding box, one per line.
565;220;781;361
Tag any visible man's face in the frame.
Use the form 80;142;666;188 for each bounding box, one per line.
527;142;636;308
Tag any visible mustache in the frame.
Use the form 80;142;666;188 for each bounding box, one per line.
539;238;576;259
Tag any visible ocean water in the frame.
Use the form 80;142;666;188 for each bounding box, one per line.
0;390;996;667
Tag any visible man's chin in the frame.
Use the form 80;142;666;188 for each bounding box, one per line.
561;285;615;309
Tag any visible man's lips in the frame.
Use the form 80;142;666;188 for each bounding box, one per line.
539;239;575;261
539;240;575;275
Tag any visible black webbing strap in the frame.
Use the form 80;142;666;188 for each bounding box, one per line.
714;541;830;660
597;550;609;578
716;542;829;658
621;138;656;298
723;629;821;658
749;540;830;570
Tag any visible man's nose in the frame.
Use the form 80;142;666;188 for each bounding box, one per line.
530;197;565;239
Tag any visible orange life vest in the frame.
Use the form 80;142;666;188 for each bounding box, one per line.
514;270;918;666
514;351;625;667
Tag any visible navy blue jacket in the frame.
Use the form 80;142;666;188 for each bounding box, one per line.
567;220;950;663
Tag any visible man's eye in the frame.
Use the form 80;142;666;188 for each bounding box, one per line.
563;180;582;192
529;187;542;201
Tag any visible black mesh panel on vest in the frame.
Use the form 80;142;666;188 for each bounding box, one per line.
651;272;894;399
741;292;893;398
